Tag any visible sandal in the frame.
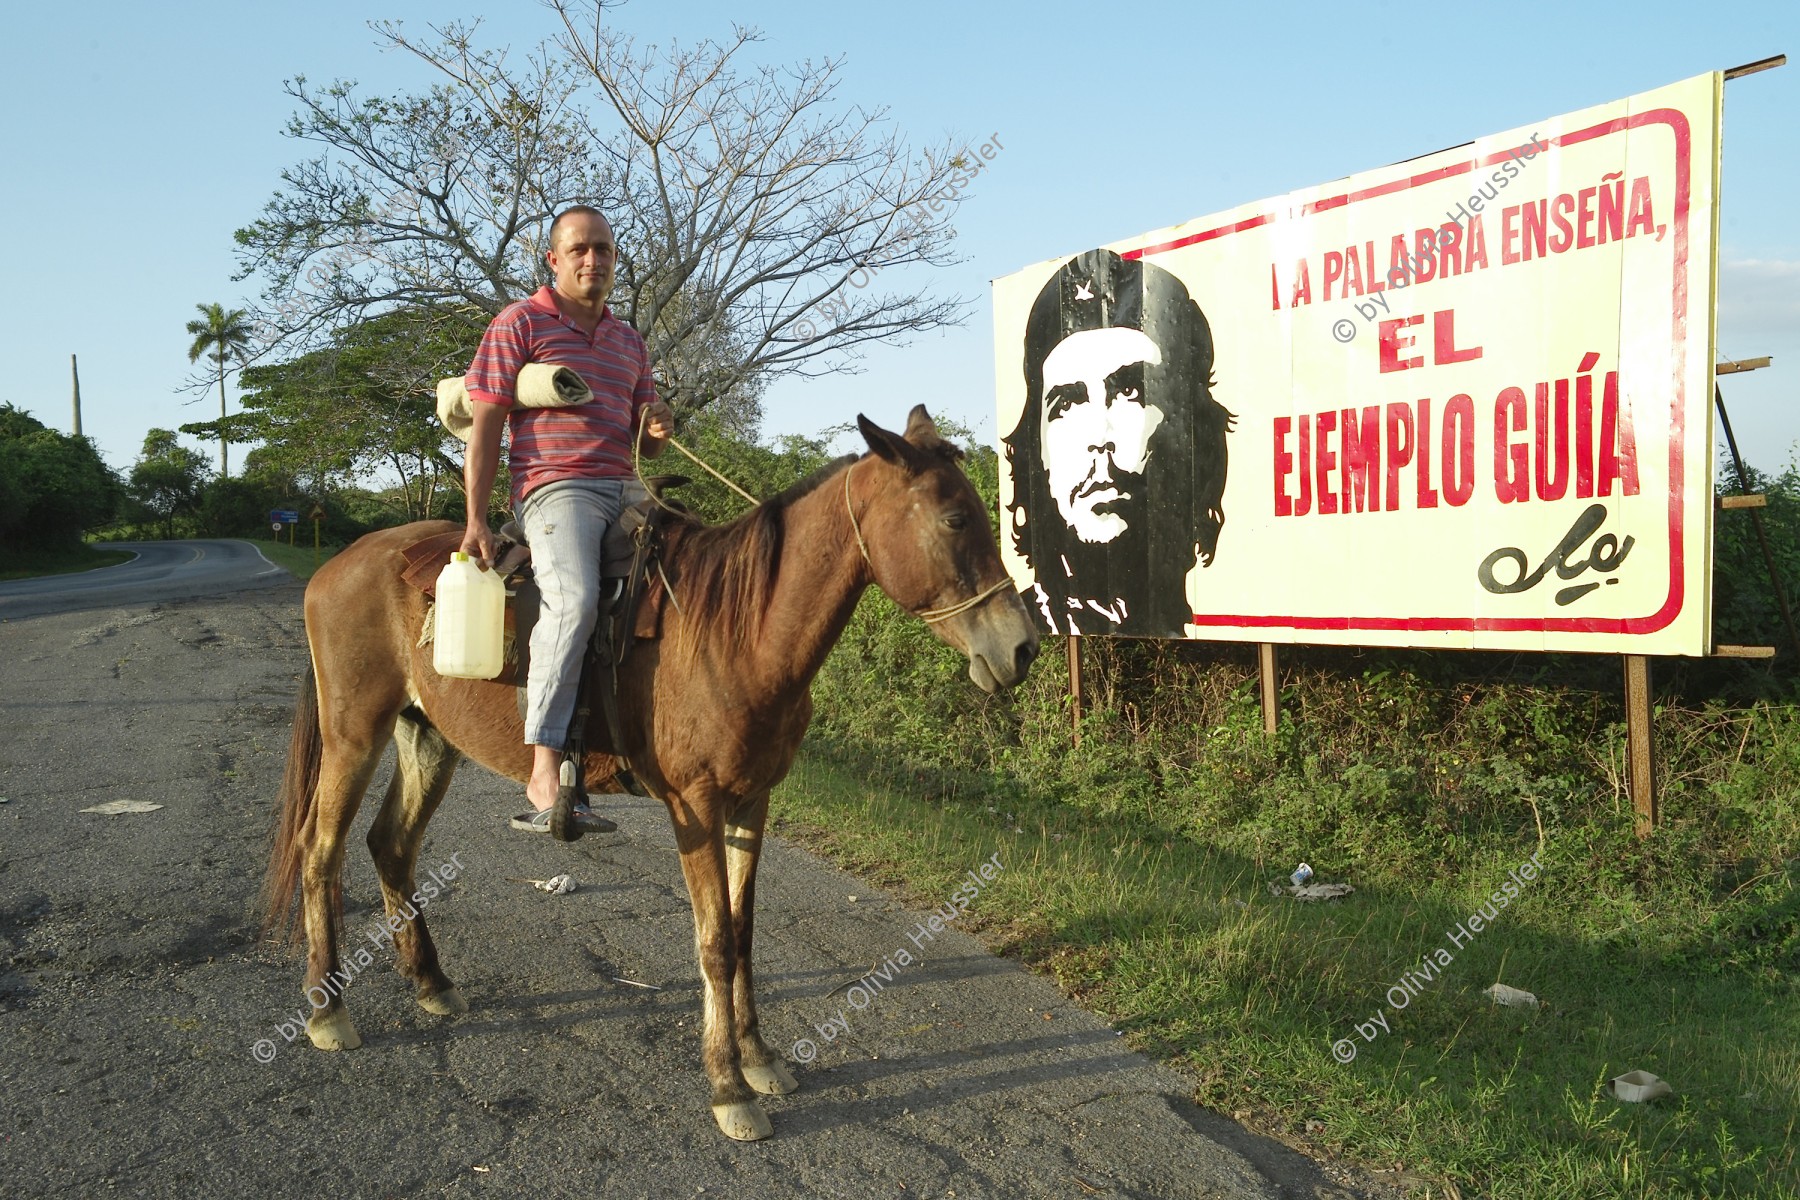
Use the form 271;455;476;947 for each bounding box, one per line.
509;805;617;834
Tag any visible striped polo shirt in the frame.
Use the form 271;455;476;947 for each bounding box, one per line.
465;286;658;508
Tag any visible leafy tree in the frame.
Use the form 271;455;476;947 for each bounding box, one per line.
186;302;254;477
197;475;287;539
185;307;481;520
0;403;123;552
233;0;976;426
129;429;212;541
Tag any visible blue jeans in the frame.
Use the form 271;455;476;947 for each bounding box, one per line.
515;478;626;748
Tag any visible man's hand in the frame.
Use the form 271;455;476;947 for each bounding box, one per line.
642;399;675;441
460;523;498;571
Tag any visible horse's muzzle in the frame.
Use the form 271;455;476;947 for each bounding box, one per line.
965;603;1041;694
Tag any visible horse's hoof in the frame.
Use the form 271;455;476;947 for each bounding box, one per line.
711;1100;773;1141
742;1061;798;1095
306;1010;362;1051
418;987;468;1016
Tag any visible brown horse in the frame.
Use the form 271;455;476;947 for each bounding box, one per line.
261;407;1040;1140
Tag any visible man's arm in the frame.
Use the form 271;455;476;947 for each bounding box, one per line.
460;305;528;568
460;401;507;568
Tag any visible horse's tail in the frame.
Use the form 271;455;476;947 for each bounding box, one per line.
260;662;331;942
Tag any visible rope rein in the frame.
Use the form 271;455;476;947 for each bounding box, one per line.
632;406;760;512
667;437;758;505
843;464;872;562
842;461;1014;625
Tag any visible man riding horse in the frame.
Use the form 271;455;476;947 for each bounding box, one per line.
266;203;1042;1141
457;204;676;834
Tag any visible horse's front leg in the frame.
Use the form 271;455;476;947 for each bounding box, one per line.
725;792;797;1096
669;788;771;1141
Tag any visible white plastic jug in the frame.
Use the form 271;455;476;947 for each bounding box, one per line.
433;552;506;679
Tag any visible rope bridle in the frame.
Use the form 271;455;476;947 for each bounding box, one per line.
843;460;1014;625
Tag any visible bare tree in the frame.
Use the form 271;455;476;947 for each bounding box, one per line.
233;1;977;422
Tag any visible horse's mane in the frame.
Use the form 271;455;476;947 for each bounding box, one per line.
666;453;860;649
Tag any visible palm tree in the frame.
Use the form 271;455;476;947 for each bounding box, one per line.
186;302;253;477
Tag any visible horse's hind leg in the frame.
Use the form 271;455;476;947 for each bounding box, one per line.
303;716;394;1052
366;710;467;1016
725;793;797;1096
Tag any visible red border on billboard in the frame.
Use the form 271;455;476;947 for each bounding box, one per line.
1121;110;1695;636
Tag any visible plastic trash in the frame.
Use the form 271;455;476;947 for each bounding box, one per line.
1485;983;1540;1008
1608;1070;1673;1102
1290;862;1314;886
79;800;163;815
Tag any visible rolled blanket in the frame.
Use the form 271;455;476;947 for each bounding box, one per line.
436;363;593;442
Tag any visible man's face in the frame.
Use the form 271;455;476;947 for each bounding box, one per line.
1039;327;1166;544
546;213;617;304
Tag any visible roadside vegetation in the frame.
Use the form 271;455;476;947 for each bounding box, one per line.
769;457;1800;1200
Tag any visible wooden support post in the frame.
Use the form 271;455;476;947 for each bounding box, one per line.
1066;637;1084;749
1715;382;1800;661
1257;643;1279;736
1623;654;1657;837
1723;54;1785;81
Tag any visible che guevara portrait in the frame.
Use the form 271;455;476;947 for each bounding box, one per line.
1002;248;1235;637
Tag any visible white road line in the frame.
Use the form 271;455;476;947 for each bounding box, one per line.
241;541;284;572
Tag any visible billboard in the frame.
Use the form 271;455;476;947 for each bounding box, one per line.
995;73;1721;654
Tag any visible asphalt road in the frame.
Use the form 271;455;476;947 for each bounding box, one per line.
0;539;289;621
0;555;1395;1199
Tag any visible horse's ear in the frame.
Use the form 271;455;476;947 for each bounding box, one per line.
858;413;927;473
903;404;939;443
901;404;964;464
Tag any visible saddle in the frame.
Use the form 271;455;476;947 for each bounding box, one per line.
399;476;689;762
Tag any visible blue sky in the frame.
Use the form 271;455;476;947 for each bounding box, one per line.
2;0;1793;478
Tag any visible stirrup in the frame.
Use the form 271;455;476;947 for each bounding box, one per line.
549;758;617;840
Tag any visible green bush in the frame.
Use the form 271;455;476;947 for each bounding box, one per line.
0;403;123;552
